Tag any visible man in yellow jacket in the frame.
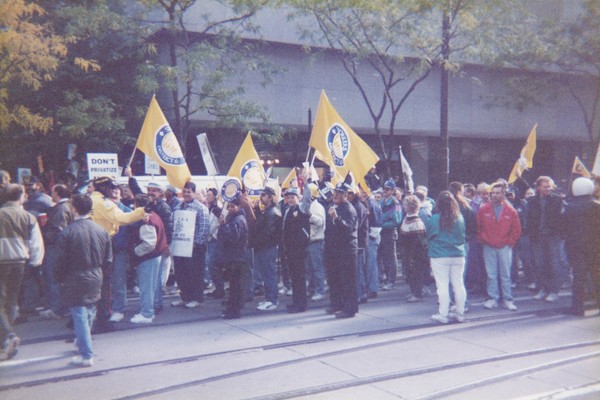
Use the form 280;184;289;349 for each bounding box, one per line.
89;176;147;332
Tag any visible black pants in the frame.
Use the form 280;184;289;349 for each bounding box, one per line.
174;245;206;303
0;263;24;344
571;256;600;315
328;250;358;314
225;262;246;315
286;248;308;310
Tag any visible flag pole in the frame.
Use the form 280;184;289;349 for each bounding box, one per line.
127;147;137;169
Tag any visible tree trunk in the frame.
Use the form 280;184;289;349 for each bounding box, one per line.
439;11;451;191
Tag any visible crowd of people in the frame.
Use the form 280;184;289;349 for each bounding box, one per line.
0;166;599;367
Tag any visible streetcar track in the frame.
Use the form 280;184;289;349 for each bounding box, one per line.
0;310;580;395
249;348;600;400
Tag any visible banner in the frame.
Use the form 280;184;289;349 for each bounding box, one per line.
308;90;379;193
136;95;191;188
170;210;196;258
87;153;119;180
196;133;220;176
227;132;265;197
508;124;537;183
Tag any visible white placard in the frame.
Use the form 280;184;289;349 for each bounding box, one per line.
170;210;196;258
16;168;32;184
196;133;219;175
145;154;161;175
87;153;119;180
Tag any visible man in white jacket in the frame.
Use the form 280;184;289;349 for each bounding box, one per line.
306;183;326;301
0;184;44;360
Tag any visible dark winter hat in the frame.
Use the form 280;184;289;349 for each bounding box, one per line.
93;176;118;189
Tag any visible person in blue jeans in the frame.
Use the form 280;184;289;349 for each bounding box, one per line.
55;194;112;367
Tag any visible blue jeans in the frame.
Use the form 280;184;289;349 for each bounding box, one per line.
71;305;96;360
483;245;513;301
254;246;279;304
206;240;223;293
306;240;325;295
111;250;129;313
531;236;562;294
366;233;381;293
137;256;161;318
356;248;367;299
379;229;397;285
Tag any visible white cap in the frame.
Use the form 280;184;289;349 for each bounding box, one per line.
572;177;594;197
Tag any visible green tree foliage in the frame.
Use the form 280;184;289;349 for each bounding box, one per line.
288;0;532;178
137;0;281;154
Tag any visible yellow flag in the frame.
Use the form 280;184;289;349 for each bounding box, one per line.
571;156;591;178
309;90;380;193
227;132;265;197
136;95;191;188
508;124;537;183
281;168;298;190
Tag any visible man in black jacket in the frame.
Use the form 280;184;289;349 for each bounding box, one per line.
254;187;282;311
525;176;565;303
325;182;358;318
282;187;311;313
55;194;112;367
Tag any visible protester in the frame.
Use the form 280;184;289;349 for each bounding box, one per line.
39;184;73;320
360;186;382;299
253;187;282;311
0;184;44;360
562;177;600;316
305;183;326;301
55;194;111;367
426;191;467;324
205;188;224;299
477;182;522;311
526;176;565;303
218;198;248;319
129;194;169;323
171;181;210;309
379;179;402;290
399;195;428;302
325;181;359;318
282;186;312;313
348;185;368;304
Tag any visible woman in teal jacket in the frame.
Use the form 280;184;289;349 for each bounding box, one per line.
426;191;467;324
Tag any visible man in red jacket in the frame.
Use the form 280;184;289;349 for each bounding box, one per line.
477;182;521;311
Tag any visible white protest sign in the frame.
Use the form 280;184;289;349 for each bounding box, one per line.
171;210;196;258
16;168;32;184
87;153;119;180
196;133;219;175
145;154;161;175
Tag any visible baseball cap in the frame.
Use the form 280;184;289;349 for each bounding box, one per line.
147;181;164;191
165;184;179;194
93;176;118;189
262;187;276;197
285;187;300;197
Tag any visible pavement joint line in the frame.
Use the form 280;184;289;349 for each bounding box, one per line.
511;382;600;400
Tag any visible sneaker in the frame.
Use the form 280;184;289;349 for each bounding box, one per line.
311;293;325;301
381;283;393;291
39;309;61;320
406;295;422;303
132;286;140;294
503;300;517;311
130;313;153;324
533;290;547;300
0;335;20;361
449;312;465;323
171;299;187;307
285;288;293;296
70;355;93;367
184;301;201;309
545;292;559;302
483;299;498;309
431;313;449;324
527;282;537;291
109;312;124;322
278;287;288;295
257;301;278;311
